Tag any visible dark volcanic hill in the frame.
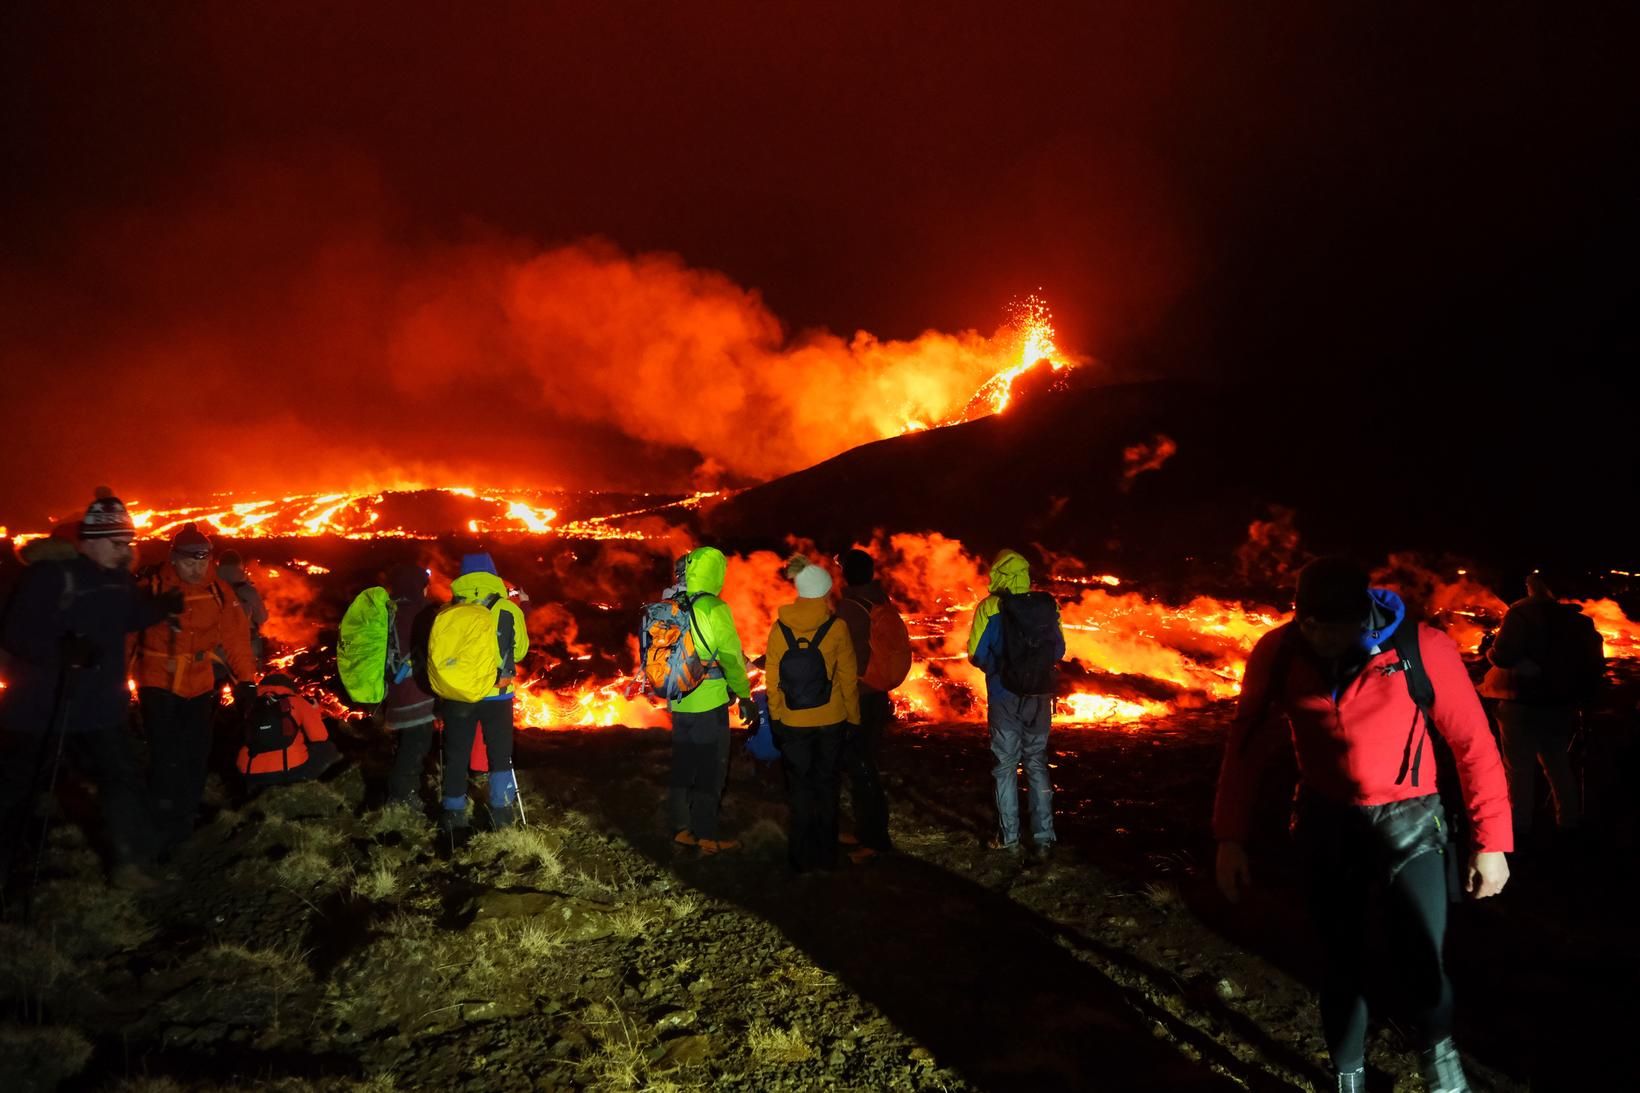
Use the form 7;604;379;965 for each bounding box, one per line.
706;377;1634;589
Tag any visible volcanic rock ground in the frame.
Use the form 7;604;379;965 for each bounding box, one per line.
4;679;1637;1093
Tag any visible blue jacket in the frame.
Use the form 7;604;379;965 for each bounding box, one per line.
967;550;1066;705
1;554;170;733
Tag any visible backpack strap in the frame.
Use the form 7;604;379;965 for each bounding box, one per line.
777;620;801;650
682;593;720;666
811;616;837;649
1383;624;1438;787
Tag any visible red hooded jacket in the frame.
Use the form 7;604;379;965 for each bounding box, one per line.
1214;620;1512;854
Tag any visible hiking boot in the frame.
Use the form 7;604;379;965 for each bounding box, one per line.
847;846;879;865
1335;1066;1367;1093
987;836;1022;855
1030;841;1057;864
673;829;700;848
697;838;741;855
1419;1038;1470;1093
110;864;161;892
489;805;518;830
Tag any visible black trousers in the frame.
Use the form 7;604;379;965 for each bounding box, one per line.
441;699;515;811
1;724;157;874
387;720;437;803
669;705;730;839
1310;848;1455;1069
775;722;845;871
841;689;892;850
141;687;219;852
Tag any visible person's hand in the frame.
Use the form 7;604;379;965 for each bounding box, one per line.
157;588;186;615
737;696;759;727
59;633;98;669
1466;850;1510;899
1216;841;1252;904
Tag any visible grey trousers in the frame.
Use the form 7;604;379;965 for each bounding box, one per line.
988;693;1055;845
1496;701;1582;835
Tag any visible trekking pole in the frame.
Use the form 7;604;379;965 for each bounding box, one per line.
20;659;78;925
511;758;528;827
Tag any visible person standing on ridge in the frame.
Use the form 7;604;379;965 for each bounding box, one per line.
834;547;910;862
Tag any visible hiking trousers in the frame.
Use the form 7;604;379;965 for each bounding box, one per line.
142;687;218;853
0;723;158;875
988;693;1055;846
387;719;436;804
1307;829;1454;1071
441;698;516;813
842;689;893;850
1496;701;1582;836
775;721;845;871
669;705;730;839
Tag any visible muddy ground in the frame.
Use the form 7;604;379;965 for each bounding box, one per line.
3;694;1636;1093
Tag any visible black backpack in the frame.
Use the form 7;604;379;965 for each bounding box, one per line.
777;617;838;711
998;591;1061;696
244;692;296;761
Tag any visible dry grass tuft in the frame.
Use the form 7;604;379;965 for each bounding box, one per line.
747;1021;816;1065
609;905;662;938
0;1022;93;1088
352;860;400;902
28;877;157;959
464;826;563;879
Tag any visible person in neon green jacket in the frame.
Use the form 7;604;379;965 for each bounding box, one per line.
668;546;755;853
440;552;530;833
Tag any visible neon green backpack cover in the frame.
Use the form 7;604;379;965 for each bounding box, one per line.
338;586;396;705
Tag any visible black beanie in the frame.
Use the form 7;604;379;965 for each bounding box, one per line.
841;548;875;586
1294;557;1371;623
79;485;135;539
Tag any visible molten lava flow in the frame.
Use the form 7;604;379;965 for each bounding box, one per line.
956;294;1072;420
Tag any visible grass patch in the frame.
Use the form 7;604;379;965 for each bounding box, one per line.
514;919;568;960
462;826;564;880
747;1021;816;1065
0;1023;93;1090
580;1001;650;1090
28;876;157;959
609;904;662;938
351;860;400;902
366;801;429;841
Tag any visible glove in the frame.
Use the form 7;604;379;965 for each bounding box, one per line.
233;683;257;709
157;588;186;616
59;634;99;669
736;696;759;727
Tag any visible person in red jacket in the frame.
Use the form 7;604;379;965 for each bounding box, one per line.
1213;558;1510;1093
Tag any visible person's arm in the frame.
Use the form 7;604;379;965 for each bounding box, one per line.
217;586;258;684
834;624;860;725
1421;627;1513;899
506;600;529;663
1212;629;1292;901
244;585;269;629
705;597;752;701
839;598;872;677
765;622;788;722
1051;607;1067;663
1487;605;1530;669
968;599;1000;673
289;694;329;741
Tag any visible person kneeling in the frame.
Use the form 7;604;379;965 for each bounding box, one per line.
236;674;343;787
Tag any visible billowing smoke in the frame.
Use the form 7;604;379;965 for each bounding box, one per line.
0;158;1070;523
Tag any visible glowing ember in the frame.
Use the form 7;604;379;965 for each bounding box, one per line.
959;294;1072;419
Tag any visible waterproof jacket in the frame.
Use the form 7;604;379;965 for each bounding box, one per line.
837;581;887;686
0;552;171;733
1213;589;1512;853
446;569;529;700
135;564;257;699
668;547;752;714
1486;594;1603;706
766;597;861;727
236;677;331;777
227;577;268;663
967;550;1065;703
385;590;437;729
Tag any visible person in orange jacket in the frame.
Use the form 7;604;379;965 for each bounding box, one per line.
235;674;341;786
135;523;257;853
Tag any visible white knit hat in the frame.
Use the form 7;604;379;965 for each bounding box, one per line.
794;561;833;599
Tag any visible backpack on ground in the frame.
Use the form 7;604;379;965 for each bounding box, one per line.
338;587;402;705
639;595;718;701
428;593;504;703
861;601;913;692
1526;606;1606;707
778;617;838;711
997;591;1061;696
244;691;297;761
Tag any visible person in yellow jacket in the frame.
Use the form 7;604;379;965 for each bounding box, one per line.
135;523;258;854
667;547;756;853
438;552;530;833
766;556;860;873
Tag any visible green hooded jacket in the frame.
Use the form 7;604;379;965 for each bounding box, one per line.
670;547;753;713
966;549;1032;658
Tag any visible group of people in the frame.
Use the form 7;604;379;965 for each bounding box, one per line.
0;487;1615;1093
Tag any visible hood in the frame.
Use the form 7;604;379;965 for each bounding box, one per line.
19;538;80;566
843;580;888;608
778;597;833;632
1363;587;1407;653
684;547;727;598
460;552;498;576
451;569;508;603
988;550;1031;595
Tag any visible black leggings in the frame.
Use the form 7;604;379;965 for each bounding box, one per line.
1310;848;1454;1070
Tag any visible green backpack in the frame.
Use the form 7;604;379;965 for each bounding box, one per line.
338;587;402;705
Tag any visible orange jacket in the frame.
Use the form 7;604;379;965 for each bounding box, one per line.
236;678;330;777
135;564;257;698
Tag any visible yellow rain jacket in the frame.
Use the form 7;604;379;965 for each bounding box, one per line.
765;596;861;727
967;549;1032;658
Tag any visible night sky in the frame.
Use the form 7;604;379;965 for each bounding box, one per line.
3;2;1633;521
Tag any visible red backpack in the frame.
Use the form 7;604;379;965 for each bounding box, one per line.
861;601;913;692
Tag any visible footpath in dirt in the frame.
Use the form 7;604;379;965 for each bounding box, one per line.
3;705;1634;1092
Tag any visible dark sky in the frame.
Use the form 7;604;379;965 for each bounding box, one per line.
2;2;1634;521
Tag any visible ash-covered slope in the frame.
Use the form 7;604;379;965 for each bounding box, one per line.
706;377;1632;582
